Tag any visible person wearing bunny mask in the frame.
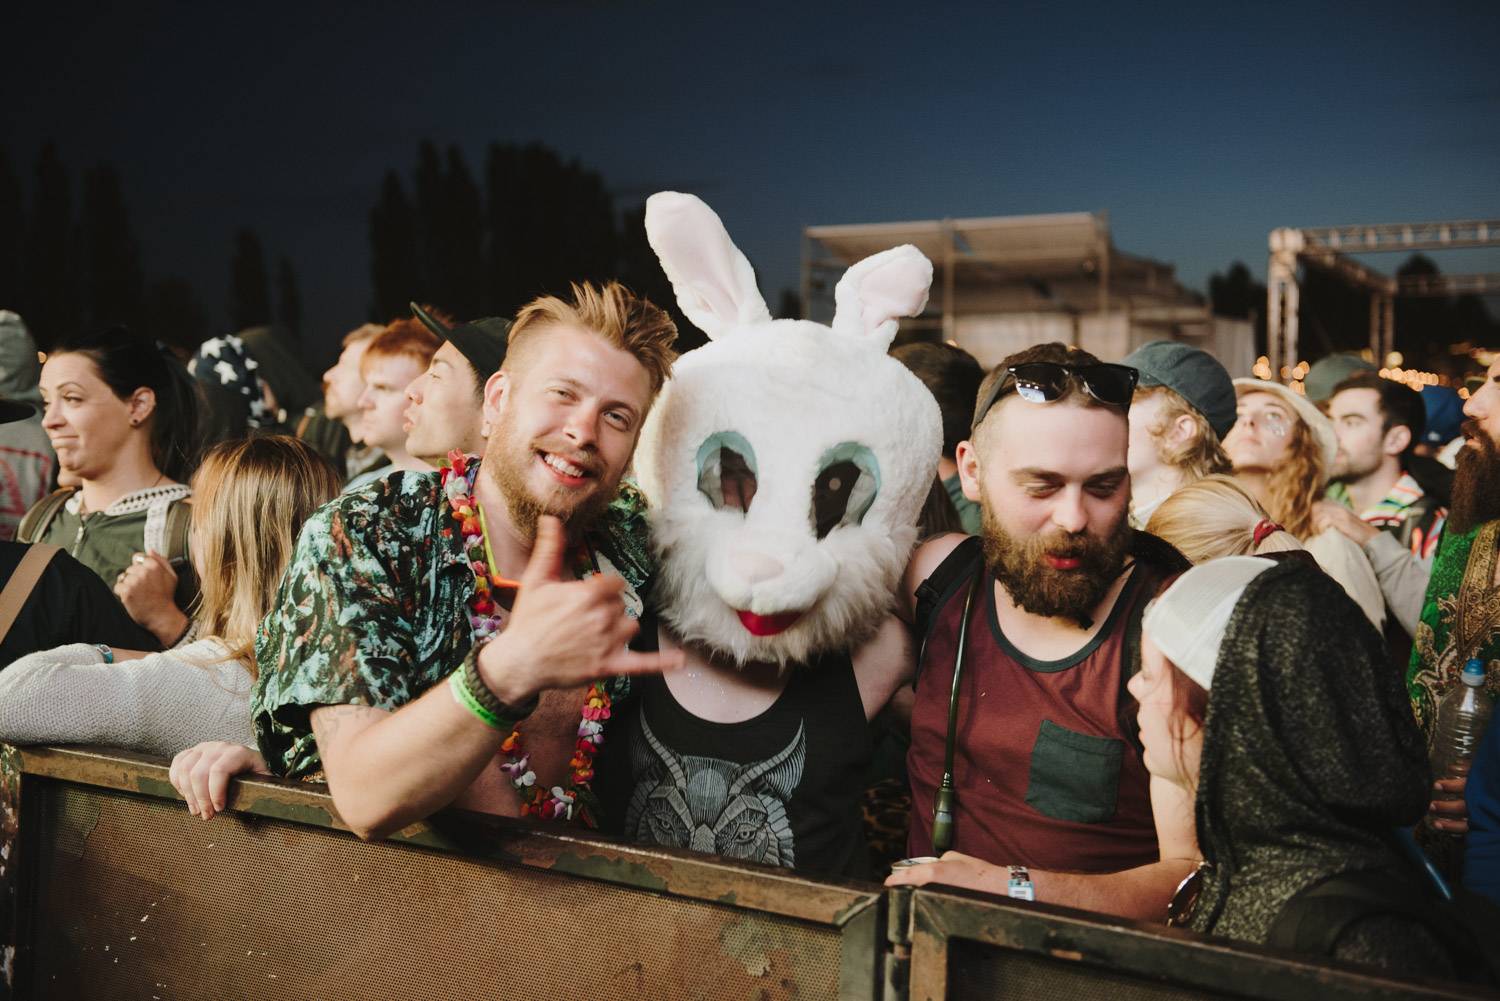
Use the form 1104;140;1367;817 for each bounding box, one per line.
242;281;685;840
592;192;941;878
887;344;1198;920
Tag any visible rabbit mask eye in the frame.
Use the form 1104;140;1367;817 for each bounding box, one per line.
811;443;880;539
697;431;758;513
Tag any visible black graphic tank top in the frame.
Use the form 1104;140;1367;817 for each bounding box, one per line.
596;618;872;879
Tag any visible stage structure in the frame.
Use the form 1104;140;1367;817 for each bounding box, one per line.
803;212;1255;375
1266;219;1500;376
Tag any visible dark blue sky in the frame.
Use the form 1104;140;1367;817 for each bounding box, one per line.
5;1;1498;363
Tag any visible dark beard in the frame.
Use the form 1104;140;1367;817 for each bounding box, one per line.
1448;421;1500;535
979;499;1132;628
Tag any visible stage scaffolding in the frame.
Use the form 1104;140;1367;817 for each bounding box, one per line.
1266;219;1500;375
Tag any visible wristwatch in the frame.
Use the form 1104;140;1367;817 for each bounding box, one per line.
1007;864;1035;901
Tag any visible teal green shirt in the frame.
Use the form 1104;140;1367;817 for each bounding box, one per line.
252;465;653;778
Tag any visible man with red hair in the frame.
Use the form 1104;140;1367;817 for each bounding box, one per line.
344;318;440;492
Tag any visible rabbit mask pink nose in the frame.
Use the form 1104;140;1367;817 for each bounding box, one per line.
731;549;784;585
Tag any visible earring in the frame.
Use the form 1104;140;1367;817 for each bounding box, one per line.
481;421;493;437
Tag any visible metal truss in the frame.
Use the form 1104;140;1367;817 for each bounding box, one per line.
1266;219;1500;373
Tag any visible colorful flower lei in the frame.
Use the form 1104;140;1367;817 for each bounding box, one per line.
440;450;610;827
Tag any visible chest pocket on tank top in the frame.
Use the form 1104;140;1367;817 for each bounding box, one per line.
1024;719;1123;823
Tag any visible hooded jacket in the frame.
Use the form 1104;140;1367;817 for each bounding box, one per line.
1188;561;1448;973
0;312;55;540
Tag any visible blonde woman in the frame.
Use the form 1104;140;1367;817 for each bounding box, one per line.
0;436;340;759
1221;380;1386;628
1145;475;1304;564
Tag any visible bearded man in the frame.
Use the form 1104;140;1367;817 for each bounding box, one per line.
1410;356;1500;736
1406;355;1500;875
247;282;683;840
888;342;1195;921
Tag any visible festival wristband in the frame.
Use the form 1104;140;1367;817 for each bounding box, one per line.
449;648;538;731
94;644;114;664
449;670;507;730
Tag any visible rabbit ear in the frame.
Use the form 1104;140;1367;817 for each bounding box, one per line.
830;245;933;351
645;192;771;340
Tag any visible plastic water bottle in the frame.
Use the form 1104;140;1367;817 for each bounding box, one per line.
1429;659;1493;787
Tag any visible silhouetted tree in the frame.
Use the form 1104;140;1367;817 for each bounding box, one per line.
22;143;78;347
146;277;210;354
276;256;302;336
1299;262;1367;359
369;170;422;320
412;142;448;309
1208;262;1263;319
616;203;697;351
0;149;22;312
79;163;144;331
229;228;271;330
775;288;801;320
420;145;485;319
1393;255;1456;364
484;142;617;315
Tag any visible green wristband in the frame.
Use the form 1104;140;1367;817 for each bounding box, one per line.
449;669;506;730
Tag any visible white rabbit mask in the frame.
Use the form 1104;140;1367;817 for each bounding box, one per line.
637;192;942;668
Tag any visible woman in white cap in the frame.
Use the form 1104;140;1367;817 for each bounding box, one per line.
1132;557;1473;979
1222;379;1385;628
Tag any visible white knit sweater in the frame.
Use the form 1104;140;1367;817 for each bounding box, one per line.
0;639;255;757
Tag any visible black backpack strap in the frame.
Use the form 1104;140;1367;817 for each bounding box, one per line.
1267;870;1432;957
1270;867;1500;986
16;489;74;544
1117;531;1191;752
912;535;983;687
164;498;192;565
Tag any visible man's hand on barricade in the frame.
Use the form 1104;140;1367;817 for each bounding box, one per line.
477;515;683;705
884;851;1009;895
170;741;270;820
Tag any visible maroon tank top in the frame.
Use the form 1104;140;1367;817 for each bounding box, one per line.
906;553;1162;873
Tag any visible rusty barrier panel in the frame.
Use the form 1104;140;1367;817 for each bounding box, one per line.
6;745;884;1000
902;884;1492;1001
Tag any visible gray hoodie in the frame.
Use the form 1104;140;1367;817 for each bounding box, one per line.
0;312;56;540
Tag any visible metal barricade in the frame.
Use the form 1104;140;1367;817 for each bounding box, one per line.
0;745;883;1000
0;745;1489;999
900;884;1486;1001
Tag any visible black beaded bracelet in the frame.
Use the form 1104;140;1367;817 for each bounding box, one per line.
461;645;539;723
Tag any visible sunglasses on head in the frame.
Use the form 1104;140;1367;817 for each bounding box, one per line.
972;361;1139;428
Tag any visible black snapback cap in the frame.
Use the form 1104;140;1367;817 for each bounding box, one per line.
410;302;510;381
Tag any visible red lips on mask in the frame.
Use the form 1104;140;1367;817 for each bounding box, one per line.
736;610;803;636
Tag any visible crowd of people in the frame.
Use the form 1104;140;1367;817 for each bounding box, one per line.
0;191;1495;986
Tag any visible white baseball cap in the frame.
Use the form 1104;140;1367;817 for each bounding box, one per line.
1142;556;1278;691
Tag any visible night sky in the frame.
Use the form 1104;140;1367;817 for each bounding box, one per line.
5;1;1498;365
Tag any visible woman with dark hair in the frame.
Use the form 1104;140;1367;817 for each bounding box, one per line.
20;326;202;647
1133;556;1459;977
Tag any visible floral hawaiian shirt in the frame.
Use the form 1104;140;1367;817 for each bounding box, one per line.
251;464;653;778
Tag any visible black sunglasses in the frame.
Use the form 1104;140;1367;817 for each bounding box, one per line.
972;361;1139;429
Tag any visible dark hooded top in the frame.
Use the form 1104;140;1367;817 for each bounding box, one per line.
1188;560;1450;974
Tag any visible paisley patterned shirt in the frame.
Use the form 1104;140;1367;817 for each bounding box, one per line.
251;465;653;778
1408;519;1500;738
